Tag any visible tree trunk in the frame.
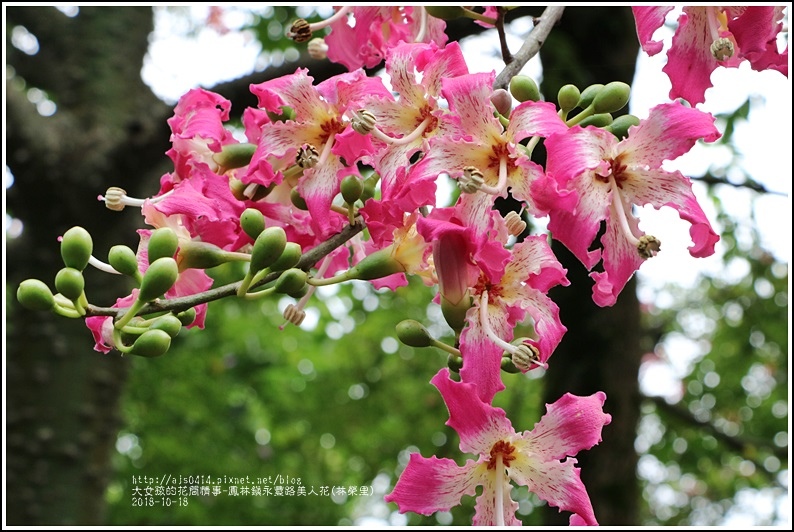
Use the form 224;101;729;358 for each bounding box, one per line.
5;7;170;524
537;6;643;526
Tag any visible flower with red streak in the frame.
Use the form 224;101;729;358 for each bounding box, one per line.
385;368;611;526
633;6;788;105
533;102;721;307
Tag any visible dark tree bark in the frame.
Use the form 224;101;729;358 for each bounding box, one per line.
536;6;643;526
5;6;170;525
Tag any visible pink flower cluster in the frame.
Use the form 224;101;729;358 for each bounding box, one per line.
84;5;787;526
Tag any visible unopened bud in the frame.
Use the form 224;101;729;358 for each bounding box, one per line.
147;227;178;263
396;319;434;348
61;226;93;271
17;279;56;312
340;175;363;205
510;75;540;103
176;307;197;326
291;189;309;210
240;208;266;240
557;84;581;113
129;329;172;358
447;354;463;373
177;240;231;271
250;226;288;272
149;314;183;338
592;81;631;114
274;268;308;295
577;83;604;109
138;257;179;302
54;267;85;301
108;245;141;279
490;88;513;117
501;356;522;374
577;113;613;128
605;114;640;140
269;242;303;272
360;173;380;203
348;248;405;281
213;143;257;170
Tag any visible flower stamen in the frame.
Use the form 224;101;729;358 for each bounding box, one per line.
478;155;508;196
479;291;548;370
608;175;661;259
352;110;432;147
99;187;173;211
286;7;352;43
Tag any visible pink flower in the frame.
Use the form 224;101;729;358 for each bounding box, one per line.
633;6;788;105
324;7;448;71
410;71;566;239
533;102;721;307
385;368;611;526
357;41;469;244
243;68;391;238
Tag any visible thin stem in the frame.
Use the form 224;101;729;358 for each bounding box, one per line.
370;117;432;146
89;255;122;275
479;156;508;196
495;454;505;527
493;6;565;91
414;6;427;43
478;291;515;354
84;219;366;318
609;175;642;247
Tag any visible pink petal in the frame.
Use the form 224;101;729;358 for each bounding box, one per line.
431;368;514;456
510;455;598;526
619;102;720;169
384;453;480;515
525;392;611;460
472;470;522;526
507;100;568;142
631;6;674;56
663;7;719;105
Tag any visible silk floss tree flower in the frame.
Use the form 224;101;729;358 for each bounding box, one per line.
385;368;611;526
633;6;788;105
532;101;721;307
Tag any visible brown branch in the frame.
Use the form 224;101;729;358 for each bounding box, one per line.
495;7;513;65
84;218;366;318
493;6;565;91
692;172;786;196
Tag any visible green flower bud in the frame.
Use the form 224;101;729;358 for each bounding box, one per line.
251;226;288;272
108;245;141;279
138;257;179;302
149;314;183;338
240;208;266;240
348;249;404;281
176;240;230;271
176;307;197;326
147;227;178;263
54;267;85;301
605;114;640;140
212;143;257;170
229;177;274;201
441;293;473;335
509;75;541;103
577;113;614;128
592;81;631;114
274;268;308;295
340;175;363;205
447;354;463;373
359;173;380;203
266;105;296;123
396;319;434;348
129;329;172;358
557;84;581;113
268;242;302;272
17;279;55;312
424;6;465;20
290;189;308;210
287;284;310;299
60;226;93;271
577;83;605;109
501;356;522;374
